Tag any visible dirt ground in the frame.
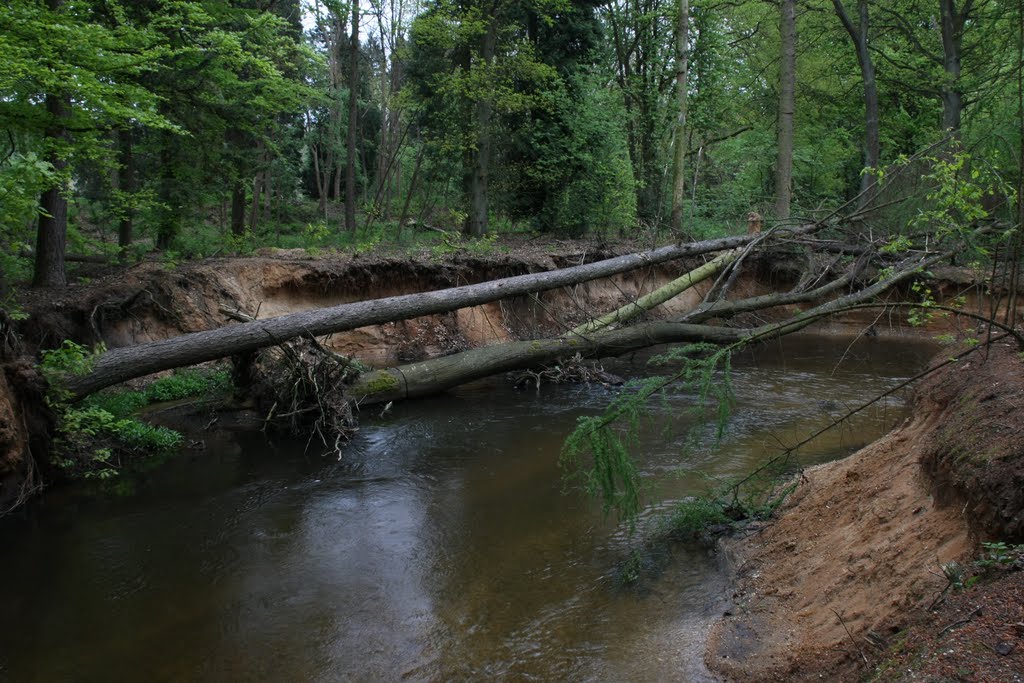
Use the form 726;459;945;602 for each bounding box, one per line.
706;341;1024;682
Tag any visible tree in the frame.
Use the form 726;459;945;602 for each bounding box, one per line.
670;0;690;234
832;0;880;202
775;0;797;220
939;0;977;135
346;0;361;232
0;0;171;286
602;0;676;222
407;0;577;235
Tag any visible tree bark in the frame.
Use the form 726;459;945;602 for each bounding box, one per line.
775;0;797;221
65;232;764;398
567;248;735;337
397;146;424;232
155;134;177;250
670;0;690;235
939;0;969;135
117;127;135;260
311;139;329;216
351;322;746;405
230;181;247;237
466;19;497;237
349;249;939;407
33;90;70;289
345;0;359;232
833;0;880;203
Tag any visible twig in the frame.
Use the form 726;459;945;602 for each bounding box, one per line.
779;332;1012;458
938;607;984;637
832;608;869;665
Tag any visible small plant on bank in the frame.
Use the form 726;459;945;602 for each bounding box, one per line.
975;541;1024;574
39;343;229;479
660;454;800;543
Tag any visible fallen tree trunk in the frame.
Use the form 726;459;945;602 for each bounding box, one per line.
567;249;738;337
350;321;747;405
65;233;765;398
347;249;946;408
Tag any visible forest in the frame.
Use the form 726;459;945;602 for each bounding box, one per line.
3;3;1024;680
2;0;1023;294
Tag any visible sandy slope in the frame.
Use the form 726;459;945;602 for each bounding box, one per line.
706;341;1024;682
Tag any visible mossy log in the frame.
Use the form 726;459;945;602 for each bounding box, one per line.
349;322;746;406
567;250;738;337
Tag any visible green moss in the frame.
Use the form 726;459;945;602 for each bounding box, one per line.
361;372;400;395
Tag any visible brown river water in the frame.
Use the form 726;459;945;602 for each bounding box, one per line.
0;335;936;682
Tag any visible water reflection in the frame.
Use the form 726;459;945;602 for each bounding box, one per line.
0;335;936;681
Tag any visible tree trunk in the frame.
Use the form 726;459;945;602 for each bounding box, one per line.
568;249;735;337
249;173;263;234
311;141;328;216
348;249;941;407
775;0;797;221
156;132;178;250
351;322;746;405
939;0;967;135
467;20;497;237
397;146;424;231
65;232;764;398
231;181;247;237
833;0;880;203
117;127;135;260
33;91;70;288
345;0;359;232
671;0;690;235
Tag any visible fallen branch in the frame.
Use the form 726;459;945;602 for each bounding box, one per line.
567;249;738;336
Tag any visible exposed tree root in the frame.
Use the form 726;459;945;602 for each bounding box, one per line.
240;337;362;455
512;354;625;390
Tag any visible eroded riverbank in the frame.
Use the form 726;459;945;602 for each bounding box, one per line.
0;336;935;681
706;340;1024;682
2;243;1020;681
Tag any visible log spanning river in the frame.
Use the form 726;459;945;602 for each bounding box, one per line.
0;335;936;681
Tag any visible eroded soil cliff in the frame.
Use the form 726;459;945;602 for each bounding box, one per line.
706;341;1024;682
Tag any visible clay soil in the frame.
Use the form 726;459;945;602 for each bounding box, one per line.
706;341;1024;682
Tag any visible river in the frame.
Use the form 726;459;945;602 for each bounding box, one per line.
0;335;936;681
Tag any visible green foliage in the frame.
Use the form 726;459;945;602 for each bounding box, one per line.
560;343;733;525
974;541;1024;573
880;235;913;255
41;344;228;479
0;152;57;283
40;340;103;402
662;497;731;538
908;152;1006;243
906;281;937;327
53;405;182;479
560;336;810;543
84;368;232;417
658;452;799;542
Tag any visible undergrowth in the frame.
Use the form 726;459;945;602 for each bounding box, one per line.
40;341;230;479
